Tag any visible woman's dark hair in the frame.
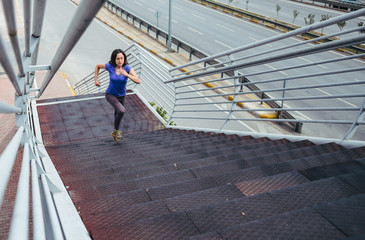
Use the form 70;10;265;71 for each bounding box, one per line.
109;49;128;67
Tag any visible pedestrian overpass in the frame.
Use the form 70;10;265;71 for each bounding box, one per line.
1;0;365;239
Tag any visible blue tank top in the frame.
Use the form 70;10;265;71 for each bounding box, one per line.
105;63;131;97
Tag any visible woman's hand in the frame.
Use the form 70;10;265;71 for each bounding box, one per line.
121;69;128;77
95;79;101;87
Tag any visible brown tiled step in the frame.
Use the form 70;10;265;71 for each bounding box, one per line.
52;138;300;178
69;188;150;208
163;184;244;212
192;193;365;239
75;141;340;180
70;176;219;209
187;171;365;236
234;171;309;197
80;184;244;232
47;135;270;166
313;193;365;237
339;170;365;193
190;142;344;178
49;135;276;166
89;211;199;240
215;207;346;240
65;168;197;193
56;140;314;186
67;147;365;212
82;200;170;230
65;146;365;201
54;138;301;177
268;176;361;212
211;147;365;186
185;192;284;235
299;159;365;181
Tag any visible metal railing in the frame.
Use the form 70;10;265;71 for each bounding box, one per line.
165;9;365;141
0;0;107;239
77;8;365;144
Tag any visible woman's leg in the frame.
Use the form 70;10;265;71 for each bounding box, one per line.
105;93;126;130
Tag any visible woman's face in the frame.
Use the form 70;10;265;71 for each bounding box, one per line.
115;53;124;67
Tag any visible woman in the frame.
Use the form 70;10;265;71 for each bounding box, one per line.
95;49;141;141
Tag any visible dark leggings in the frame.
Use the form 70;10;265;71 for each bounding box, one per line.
105;93;126;130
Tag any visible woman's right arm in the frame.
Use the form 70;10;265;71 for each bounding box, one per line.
95;64;106;86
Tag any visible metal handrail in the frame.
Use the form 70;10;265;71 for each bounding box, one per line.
0;0;107;239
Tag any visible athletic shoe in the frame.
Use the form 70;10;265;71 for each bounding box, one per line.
112;129;123;141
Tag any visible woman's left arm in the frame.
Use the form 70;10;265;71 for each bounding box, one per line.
127;68;141;84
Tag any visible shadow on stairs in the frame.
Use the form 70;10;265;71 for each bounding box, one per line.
37;93;365;240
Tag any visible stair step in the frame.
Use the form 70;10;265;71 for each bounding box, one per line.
299;159;365;181
313;193;365;237
164;184;244;213
90;211;199;240
186;192;283;234
234;171;309;197
216;206;346;240
268;176;360;212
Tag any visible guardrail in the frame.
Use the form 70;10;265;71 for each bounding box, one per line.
164;8;365;141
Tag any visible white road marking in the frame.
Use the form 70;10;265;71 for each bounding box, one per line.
192;13;206;20
135;1;143;6
264;64;288;76
316;88;357;107
188;27;203;35
216;23;235;32
298;57;328;69
215;40;233;49
174;6;184;11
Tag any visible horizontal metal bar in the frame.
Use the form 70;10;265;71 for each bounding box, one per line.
28;65;51;71
0;100;22;113
173;106;359;113
171;115;364;125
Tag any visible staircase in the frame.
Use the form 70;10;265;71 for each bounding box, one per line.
37;93;365;240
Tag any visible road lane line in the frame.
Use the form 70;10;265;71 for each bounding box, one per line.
61;73;76;96
264;64;288;76
216;23;235;32
298;57;328;69
316;88;357;107
192;13;206;20
188;27;203;35
215;40;233;49
174;6;184;11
